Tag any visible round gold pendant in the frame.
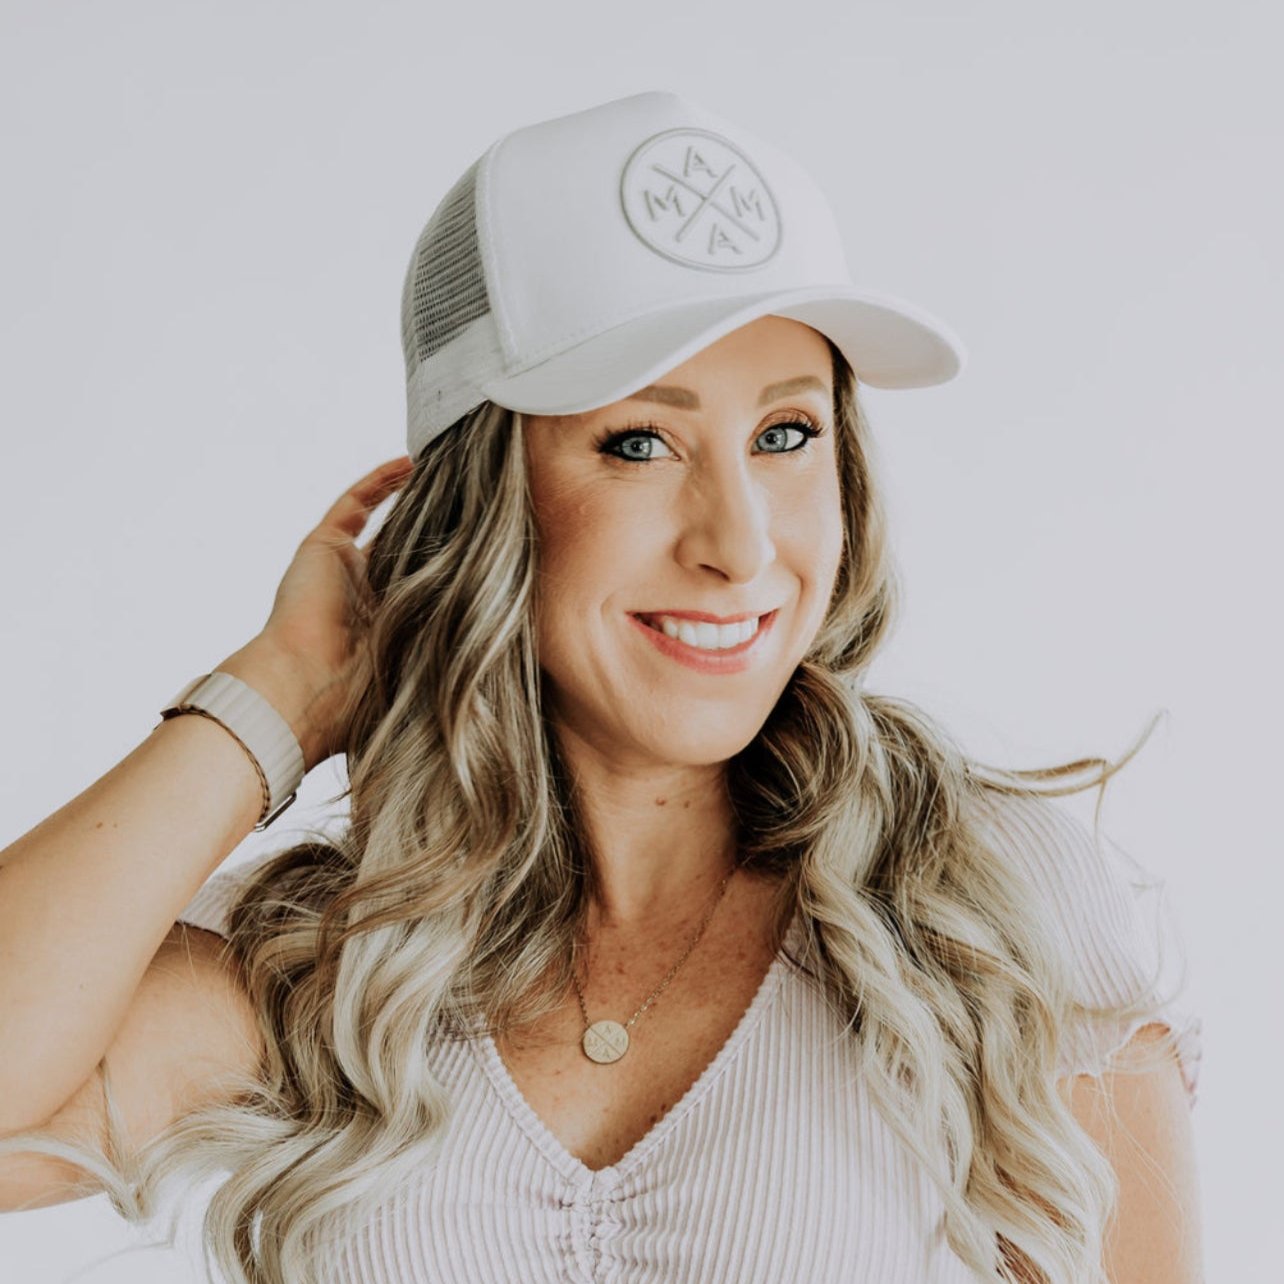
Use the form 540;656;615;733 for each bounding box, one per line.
582;1019;629;1064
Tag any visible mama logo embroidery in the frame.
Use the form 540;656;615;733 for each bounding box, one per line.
619;127;782;272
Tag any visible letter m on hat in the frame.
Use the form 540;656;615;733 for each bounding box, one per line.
643;184;687;221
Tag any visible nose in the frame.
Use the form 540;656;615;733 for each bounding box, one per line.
673;448;776;584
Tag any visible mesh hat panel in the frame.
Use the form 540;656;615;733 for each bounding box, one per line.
401;157;490;380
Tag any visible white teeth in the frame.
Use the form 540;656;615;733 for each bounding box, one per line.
650;614;762;650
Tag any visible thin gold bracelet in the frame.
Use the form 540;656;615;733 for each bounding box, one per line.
162;707;272;824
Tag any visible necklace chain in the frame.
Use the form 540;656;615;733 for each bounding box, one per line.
570;866;735;1064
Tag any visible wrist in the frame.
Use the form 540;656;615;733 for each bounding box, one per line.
214;638;332;773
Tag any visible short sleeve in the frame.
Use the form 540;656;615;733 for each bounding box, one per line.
177;852;279;939
973;789;1203;1108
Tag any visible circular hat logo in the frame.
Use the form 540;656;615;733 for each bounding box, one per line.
619;127;782;273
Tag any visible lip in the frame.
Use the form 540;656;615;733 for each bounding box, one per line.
634;608;765;625
627;609;778;674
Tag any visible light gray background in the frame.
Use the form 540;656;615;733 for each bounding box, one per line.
1;0;1278;1280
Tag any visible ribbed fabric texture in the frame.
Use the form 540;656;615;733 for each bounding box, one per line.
178;672;304;814
177;792;1201;1284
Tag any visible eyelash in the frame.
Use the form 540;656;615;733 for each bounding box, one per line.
593;414;826;463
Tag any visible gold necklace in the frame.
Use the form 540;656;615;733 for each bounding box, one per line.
570;866;736;1064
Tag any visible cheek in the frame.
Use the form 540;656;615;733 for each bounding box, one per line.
783;469;845;576
785;478;846;643
820;489;847;579
534;482;629;595
531;479;647;675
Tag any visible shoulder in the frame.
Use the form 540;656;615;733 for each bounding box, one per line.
970;788;1162;976
970;786;1132;901
968;787;1203;1103
970;780;1176;991
108;918;264;1166
7;920;263;1208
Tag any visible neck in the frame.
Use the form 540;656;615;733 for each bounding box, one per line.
552;724;742;932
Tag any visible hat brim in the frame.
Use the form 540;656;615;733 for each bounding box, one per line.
480;284;966;417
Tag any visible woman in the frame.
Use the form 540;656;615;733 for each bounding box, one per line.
0;91;1201;1283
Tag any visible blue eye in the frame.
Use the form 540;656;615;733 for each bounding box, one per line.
754;423;816;454
601;429;672;462
595;420;823;463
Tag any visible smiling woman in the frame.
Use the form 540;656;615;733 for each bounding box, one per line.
0;89;1202;1284
524;318;844;766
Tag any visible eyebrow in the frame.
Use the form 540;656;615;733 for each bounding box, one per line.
624;374;829;410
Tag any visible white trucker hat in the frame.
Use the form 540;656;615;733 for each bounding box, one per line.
401;89;966;461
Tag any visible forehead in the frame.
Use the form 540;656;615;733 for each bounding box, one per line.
626;373;829;411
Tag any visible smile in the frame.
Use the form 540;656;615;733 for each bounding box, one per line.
628;610;778;674
640;613;764;649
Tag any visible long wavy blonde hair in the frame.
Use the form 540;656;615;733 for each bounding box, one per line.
8;342;1188;1283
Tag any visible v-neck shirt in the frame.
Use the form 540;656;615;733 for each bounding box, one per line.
176;791;1201;1282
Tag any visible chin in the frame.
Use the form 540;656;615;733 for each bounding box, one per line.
633;708;770;767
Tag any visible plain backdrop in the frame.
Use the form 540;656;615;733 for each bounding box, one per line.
1;0;1279;1280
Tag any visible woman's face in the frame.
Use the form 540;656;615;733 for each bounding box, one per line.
523;315;845;768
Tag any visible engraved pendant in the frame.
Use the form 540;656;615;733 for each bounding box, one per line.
582;1019;630;1064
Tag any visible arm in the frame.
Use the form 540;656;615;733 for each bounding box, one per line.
0;641;312;1139
0;920;263;1210
1059;1021;1205;1284
0;456;412;1146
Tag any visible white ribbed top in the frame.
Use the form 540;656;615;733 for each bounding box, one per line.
177;793;1201;1284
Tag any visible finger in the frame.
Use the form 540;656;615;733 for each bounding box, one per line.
319;456;414;539
344;458;415;529
352;455;415;501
